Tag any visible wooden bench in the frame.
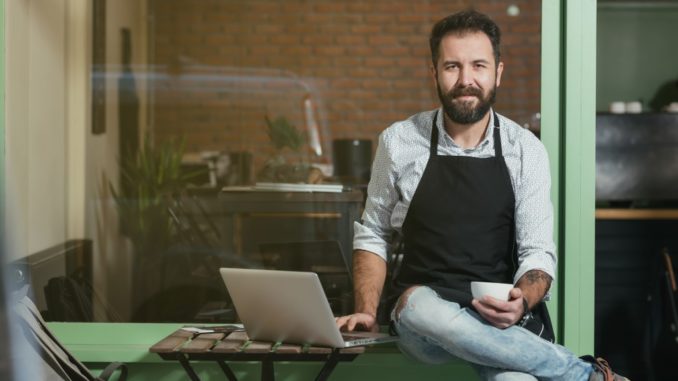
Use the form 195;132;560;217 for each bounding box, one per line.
149;327;365;381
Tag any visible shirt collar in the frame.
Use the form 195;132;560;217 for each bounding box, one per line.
435;107;495;150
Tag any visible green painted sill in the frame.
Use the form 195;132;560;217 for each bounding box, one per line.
48;323;406;364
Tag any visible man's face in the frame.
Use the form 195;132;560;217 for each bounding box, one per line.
432;31;503;125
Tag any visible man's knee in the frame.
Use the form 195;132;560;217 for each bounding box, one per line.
394;285;421;322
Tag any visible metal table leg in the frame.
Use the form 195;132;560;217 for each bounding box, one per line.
177;353;202;381
314;350;342;381
217;360;239;381
261;358;275;381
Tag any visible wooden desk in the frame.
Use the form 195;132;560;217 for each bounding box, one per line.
218;190;363;271
150;327;364;381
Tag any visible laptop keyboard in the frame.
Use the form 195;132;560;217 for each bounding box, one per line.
341;334;370;341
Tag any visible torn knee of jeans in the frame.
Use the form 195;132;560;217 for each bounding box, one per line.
395;286;420;322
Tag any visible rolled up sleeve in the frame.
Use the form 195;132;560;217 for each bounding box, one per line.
512;134;558;299
353;131;399;262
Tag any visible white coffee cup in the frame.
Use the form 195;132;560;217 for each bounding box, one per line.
666;102;678;113
625;101;642;114
470;281;514;301
609;101;626;114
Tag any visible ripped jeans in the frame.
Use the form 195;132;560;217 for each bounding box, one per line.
390;286;593;381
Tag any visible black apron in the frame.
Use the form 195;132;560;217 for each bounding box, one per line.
386;110;554;341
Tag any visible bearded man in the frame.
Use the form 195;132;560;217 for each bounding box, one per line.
336;10;629;381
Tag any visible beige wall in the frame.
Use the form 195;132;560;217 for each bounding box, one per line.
5;0;68;261
5;0;148;320
83;0;148;321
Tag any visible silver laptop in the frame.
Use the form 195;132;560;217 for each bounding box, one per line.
219;268;398;348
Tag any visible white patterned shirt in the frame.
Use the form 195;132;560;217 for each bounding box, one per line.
353;108;557;286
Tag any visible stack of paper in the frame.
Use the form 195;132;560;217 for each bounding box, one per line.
253;182;344;193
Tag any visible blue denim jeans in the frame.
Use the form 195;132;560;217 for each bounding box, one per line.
391;286;594;381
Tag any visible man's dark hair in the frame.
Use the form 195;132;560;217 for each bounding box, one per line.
429;10;501;67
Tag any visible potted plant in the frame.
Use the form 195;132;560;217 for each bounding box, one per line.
109;135;201;318
258;116;322;183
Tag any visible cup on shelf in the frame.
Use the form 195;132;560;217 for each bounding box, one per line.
609;101;626;114
665;102;678;113
625;101;642;114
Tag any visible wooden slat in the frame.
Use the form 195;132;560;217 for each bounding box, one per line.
306;346;332;354
182;333;226;353
212;331;249;353
242;341;272;353
149;330;193;353
339;346;365;354
273;343;303;354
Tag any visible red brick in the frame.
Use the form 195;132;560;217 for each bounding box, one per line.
281;46;312;55
347;3;372;12
336;35;366;45
303;35;334;44
368;35;400;46
269;35;299;45
380;46;410;56
364;57;391;67
315;46;345;56
362;79;391;90
351;25;380;34
314;3;347;13
334;56;363;67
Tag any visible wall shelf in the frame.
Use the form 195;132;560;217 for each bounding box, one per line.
595;208;678;220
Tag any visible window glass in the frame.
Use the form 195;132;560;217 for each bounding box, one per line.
11;0;541;323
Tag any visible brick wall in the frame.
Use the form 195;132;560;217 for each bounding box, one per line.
149;0;541;169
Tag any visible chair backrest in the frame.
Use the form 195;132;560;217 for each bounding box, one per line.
12;285;93;381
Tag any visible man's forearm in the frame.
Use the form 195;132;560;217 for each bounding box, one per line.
516;269;552;310
353;250;387;317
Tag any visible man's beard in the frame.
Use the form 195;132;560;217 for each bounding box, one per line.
437;83;497;125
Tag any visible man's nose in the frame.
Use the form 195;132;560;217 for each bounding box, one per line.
457;67;474;86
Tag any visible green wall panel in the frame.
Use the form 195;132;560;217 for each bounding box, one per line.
0;0;5;232
539;0;562;340
561;0;596;355
86;358;478;381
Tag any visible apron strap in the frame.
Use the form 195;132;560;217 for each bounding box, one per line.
430;110;439;157
492;111;503;158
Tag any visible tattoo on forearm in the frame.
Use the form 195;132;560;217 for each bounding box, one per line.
524;270;553;287
518;270;553;309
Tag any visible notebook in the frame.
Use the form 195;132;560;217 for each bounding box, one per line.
219;268;398;348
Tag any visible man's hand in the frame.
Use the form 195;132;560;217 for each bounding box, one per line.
336;250;386;333
471;288;525;329
335;313;379;333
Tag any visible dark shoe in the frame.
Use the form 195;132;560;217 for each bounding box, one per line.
581;355;630;381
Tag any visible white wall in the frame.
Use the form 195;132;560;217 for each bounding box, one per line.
5;0;68;261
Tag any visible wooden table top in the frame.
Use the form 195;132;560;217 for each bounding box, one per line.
149;327;364;359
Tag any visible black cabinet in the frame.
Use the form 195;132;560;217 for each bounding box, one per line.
595;216;678;380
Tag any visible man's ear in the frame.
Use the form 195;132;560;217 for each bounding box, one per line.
495;61;504;88
430;63;438;87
